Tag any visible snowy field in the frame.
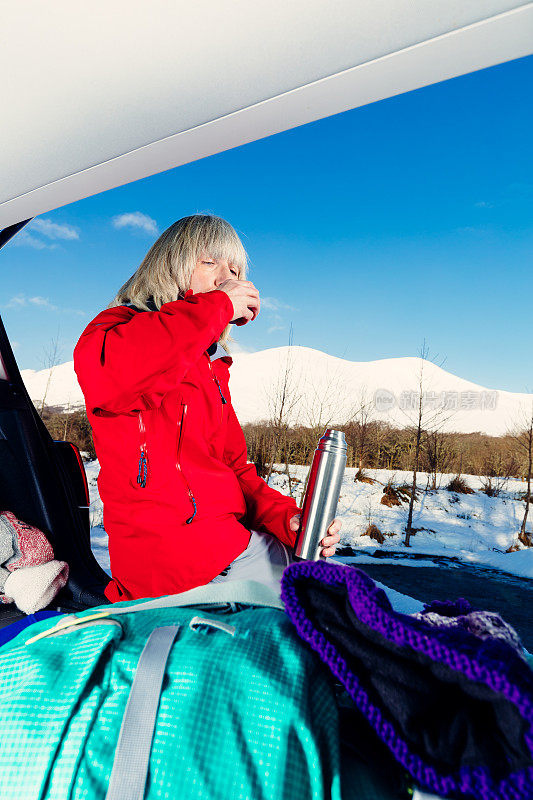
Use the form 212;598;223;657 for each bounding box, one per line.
269;465;533;579
86;460;533;581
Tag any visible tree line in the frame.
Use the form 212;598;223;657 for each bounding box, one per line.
242;419;528;482
41;406;530;491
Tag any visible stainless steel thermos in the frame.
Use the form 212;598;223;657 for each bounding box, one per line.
294;429;346;560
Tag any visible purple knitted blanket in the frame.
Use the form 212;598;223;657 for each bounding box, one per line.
281;560;533;800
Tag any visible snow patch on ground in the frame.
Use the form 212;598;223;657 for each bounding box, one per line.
86;460;533;580
85;459;110;575
268;465;533;578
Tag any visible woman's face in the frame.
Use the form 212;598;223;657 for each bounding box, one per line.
189;254;239;294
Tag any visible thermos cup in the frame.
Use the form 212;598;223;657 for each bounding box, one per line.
294;429;346;561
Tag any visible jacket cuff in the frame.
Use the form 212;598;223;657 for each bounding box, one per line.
181;288;234;341
283;504;302;549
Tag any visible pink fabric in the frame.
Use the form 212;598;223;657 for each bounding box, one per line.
2;511;54;569
0;511;65;611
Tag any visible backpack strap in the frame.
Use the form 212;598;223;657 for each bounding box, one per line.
105;625;181;800
25;581;284;645
107;579;285;616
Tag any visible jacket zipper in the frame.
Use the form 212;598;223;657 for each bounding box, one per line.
207;358;227;422
176;403;197;524
137;411;149;487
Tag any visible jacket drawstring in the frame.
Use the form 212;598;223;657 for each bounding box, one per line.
137;452;148;487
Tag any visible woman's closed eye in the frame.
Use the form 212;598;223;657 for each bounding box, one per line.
201;260;238;278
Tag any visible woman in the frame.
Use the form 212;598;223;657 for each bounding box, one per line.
74;215;341;601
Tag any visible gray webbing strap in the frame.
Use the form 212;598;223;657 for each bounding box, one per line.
105;625;180;800
105;579;284;617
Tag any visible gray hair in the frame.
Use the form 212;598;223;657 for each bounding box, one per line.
108;214;249;349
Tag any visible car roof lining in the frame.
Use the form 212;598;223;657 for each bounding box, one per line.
0;2;532;230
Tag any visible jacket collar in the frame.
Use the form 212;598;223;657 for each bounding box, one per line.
208;342;230;362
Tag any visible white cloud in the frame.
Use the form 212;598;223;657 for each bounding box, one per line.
261;296;296;312
8;218;79;250
5;295;58;310
5;294;27;308
30;218;79;240
260;299;295;335
2;294;85;316
9;231;58;250
29;296;58;310
112;212;159;235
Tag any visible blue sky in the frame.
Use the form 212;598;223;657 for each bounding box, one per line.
2;54;532;393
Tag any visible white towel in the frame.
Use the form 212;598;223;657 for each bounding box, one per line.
3;560;69;614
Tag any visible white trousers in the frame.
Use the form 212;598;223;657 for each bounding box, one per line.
209;530;294;595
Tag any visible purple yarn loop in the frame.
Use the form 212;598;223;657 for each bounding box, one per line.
281;560;533;800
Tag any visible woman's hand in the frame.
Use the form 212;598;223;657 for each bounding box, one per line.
218;278;260;325
289;516;342;558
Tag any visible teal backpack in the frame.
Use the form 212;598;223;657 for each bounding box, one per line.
0;581;342;800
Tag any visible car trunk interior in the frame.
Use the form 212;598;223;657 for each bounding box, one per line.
0;314;109;627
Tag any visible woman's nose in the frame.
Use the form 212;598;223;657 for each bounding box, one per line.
215;263;233;285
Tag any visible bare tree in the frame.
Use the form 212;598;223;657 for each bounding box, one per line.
301;355;359;453
263;325;302;494
350;387;374;474
39;328;63;416
402;341;456;546
508;401;533;546
62;399;72;440
404;352;424;547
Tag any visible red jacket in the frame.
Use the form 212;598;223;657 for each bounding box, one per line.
74;289;300;601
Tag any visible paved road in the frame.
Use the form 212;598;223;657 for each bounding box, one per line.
351;557;533;651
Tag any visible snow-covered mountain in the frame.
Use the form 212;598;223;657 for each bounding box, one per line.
20;346;533;436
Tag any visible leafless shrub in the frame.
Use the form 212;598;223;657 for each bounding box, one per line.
354;468;375;485
446;475;475;494
362;524;385;544
516;492;533;504
480;477;507;497
424;428;456;490
380;484;405;507
397;484;417;500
